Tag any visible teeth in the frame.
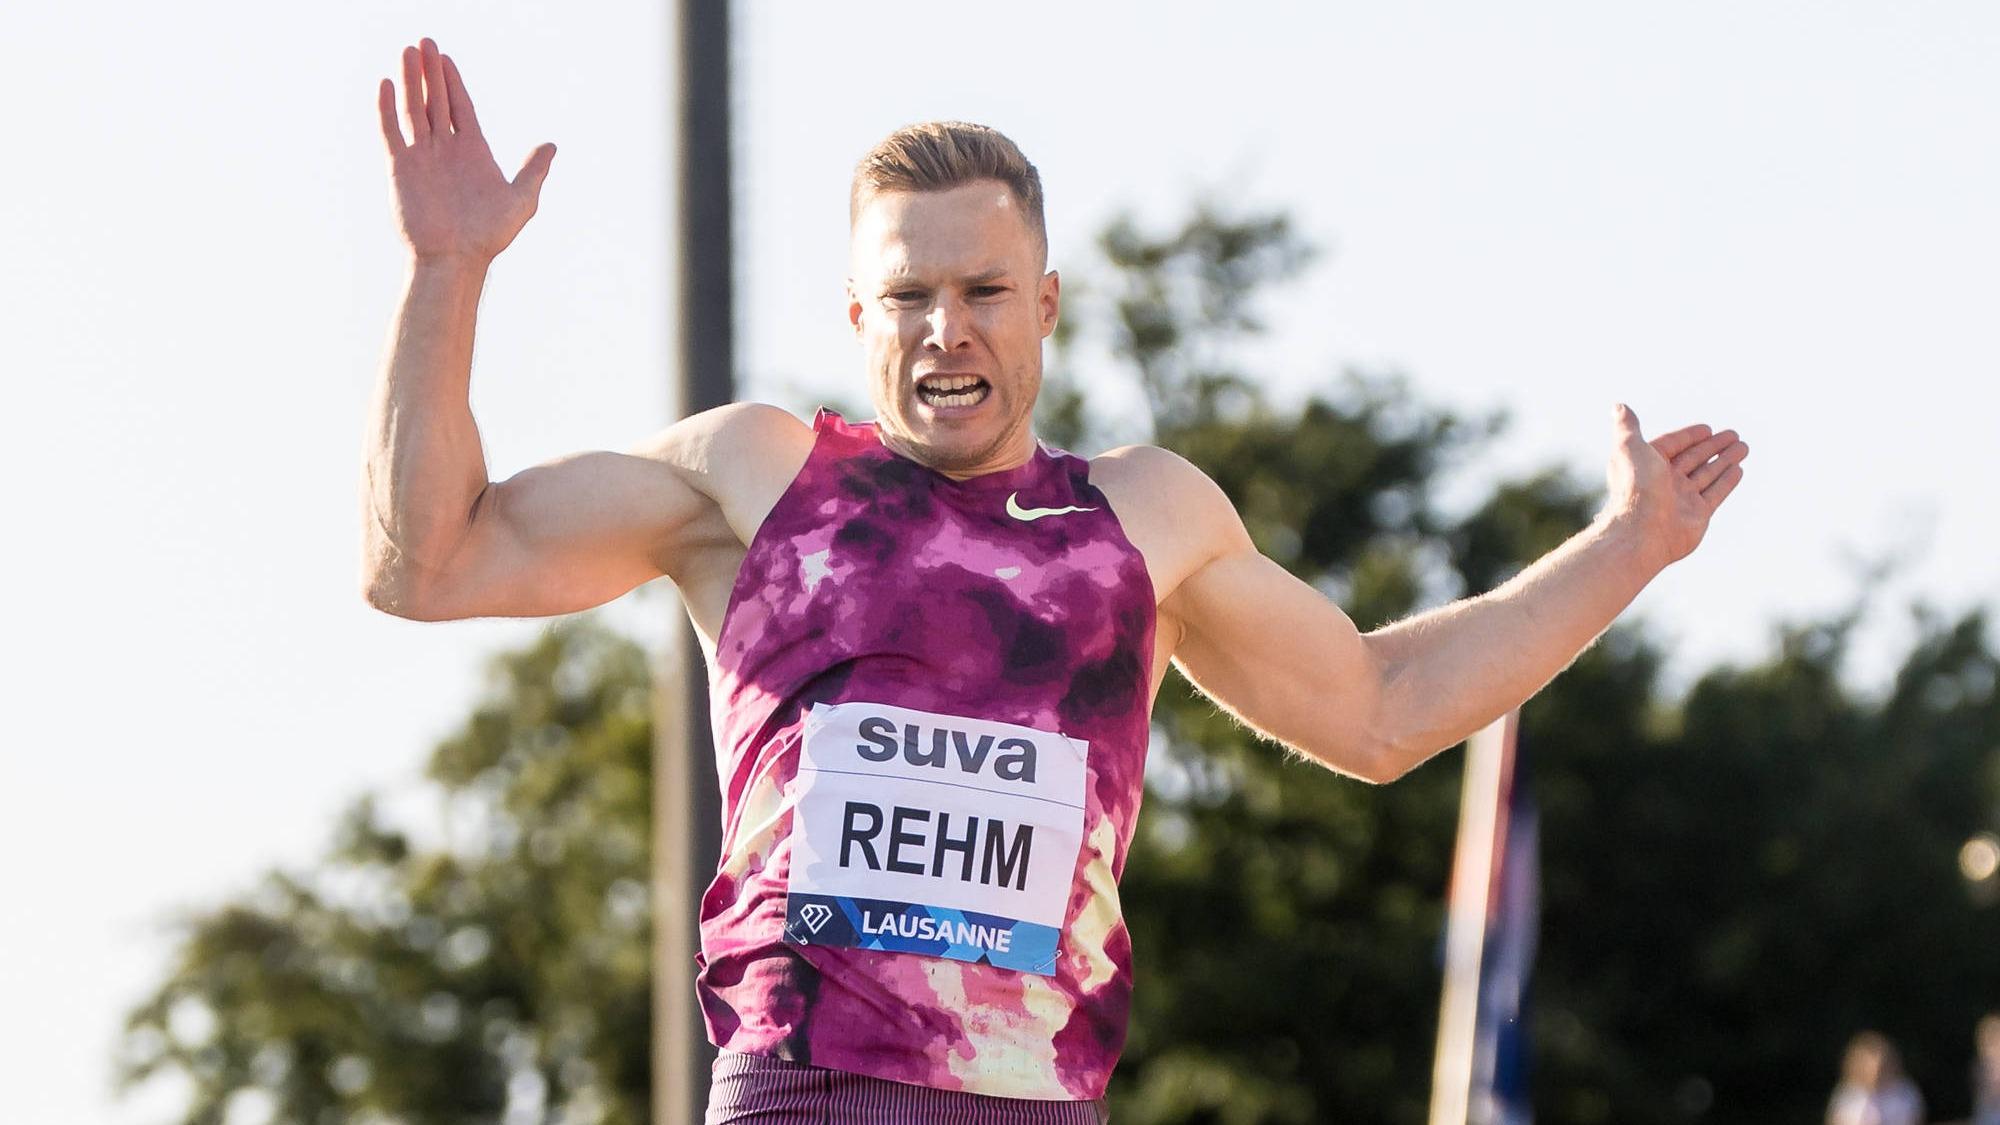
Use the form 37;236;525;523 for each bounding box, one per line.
918;375;988;408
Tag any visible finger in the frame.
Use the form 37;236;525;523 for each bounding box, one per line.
1649;423;1713;462
1613;402;1644;442
401;45;428;142
1672;429;1740;476
512;143;558;203
422;38;451;136
377;78;407;153
441;54;481;137
1688;440;1748;490
1702;463;1745;509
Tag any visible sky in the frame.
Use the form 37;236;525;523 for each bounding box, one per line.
2;1;1996;1120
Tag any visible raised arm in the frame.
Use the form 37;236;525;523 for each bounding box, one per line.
361;38;554;614
360;40;765;622
1158;404;1747;783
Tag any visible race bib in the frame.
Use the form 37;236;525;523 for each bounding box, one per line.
783;700;1089;976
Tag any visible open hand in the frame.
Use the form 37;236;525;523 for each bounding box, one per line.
1603;403;1749;569
377;38;556;265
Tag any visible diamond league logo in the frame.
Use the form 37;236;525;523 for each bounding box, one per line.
798;902;833;935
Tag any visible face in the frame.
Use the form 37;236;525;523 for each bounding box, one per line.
847;180;1060;477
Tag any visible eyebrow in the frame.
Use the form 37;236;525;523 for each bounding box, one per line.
880;267;1013;289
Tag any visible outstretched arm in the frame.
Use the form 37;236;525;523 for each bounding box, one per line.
1165;405;1747;782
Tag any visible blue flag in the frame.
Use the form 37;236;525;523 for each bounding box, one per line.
1471;736;1538;1125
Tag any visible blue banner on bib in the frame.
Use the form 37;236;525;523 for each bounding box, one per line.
785;892;1061;977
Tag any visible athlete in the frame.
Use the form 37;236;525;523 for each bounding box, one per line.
364;38;1749;1123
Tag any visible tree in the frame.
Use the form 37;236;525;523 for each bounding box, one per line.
1529;604;2000;1124
120;621;654;1125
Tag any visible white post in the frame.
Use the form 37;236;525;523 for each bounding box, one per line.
1428;710;1519;1125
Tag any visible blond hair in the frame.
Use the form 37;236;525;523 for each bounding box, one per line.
850;121;1047;257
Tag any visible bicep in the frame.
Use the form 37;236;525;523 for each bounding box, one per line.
1097;442;1387;775
1168;547;1386;773
412;445;714;621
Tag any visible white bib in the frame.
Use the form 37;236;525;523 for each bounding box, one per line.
782;700;1089;976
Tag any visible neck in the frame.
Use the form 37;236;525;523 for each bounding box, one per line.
875;424;1036;480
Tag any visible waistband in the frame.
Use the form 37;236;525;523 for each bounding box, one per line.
705;1048;1111;1124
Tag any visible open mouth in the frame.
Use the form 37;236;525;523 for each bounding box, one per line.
916;374;990;409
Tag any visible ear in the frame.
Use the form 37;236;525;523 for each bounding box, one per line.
845;278;864;337
1038;269;1061;338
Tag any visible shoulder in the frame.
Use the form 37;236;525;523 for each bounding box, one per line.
625;402;816;551
1087;442;1199;488
628;403;813;491
1087;443;1252;604
1087;444;1212;516
1090;444;1245;540
631;401;812;462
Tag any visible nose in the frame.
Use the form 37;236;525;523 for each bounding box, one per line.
923;294;970;352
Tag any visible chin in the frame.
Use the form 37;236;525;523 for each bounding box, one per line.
901;420;1007;472
909;433;994;473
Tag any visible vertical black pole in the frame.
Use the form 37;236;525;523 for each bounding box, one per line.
657;1;730;1123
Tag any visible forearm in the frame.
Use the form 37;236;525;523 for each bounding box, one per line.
1363;513;1664;770
360;256;494;609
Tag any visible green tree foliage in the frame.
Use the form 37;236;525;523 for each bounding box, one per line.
128;207;1999;1125
1530;607;2000;1125
120;622;654;1124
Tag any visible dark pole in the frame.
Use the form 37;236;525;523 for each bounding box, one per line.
655;1;730;1123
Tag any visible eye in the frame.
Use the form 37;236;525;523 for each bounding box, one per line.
883;289;927;305
969;285;1007;299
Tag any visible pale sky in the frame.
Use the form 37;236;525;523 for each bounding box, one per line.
3;1;1996;1120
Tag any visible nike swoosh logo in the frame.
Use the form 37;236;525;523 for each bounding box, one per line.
1006;492;1098;522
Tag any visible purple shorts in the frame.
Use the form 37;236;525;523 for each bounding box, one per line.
705;1049;1111;1124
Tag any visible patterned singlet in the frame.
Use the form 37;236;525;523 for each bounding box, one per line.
696;408;1157;1101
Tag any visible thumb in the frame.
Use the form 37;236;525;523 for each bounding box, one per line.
512;142;557;203
1612;402;1647;450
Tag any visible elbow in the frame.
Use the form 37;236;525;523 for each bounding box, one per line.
362;579;422;620
1347;724;1472;785
361;564;448;622
1347;736;1420;786
364;589;435;622
1295;728;1414;786
359;525;465;621
1303;699;1433;785
1315;651;1421;784
1336;644;1416;784
1338;645;1460;784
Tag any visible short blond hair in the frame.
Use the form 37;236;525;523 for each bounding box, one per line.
850;121;1047;257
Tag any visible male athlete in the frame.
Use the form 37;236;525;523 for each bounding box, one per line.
364;38;1748;1123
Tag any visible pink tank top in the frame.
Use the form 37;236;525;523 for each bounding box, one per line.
695;408;1156;1100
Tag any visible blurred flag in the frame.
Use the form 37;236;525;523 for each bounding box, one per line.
1474;720;1537;1125
1430;710;1538;1125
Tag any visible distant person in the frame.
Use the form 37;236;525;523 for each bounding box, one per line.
1827;1031;1925;1125
365;36;1750;1123
1974;1013;2000;1125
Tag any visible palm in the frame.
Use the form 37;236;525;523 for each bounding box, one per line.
377;39;556;264
1605;404;1749;566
